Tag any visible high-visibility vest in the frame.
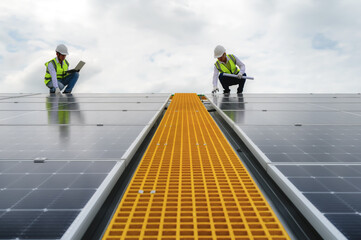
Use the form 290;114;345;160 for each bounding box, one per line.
46;97;70;124
214;54;240;74
44;58;69;85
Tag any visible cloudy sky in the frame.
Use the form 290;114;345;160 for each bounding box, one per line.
1;0;360;94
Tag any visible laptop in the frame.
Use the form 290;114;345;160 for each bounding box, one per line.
66;61;85;73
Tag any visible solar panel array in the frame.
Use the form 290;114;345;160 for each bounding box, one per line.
0;93;170;239
207;93;361;240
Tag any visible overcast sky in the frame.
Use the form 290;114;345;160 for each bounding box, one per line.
1;0;360;94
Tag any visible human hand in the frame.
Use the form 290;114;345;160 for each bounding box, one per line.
55;88;61;94
212;87;219;94
237;72;244;79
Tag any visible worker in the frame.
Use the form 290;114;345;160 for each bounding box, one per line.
212;45;247;94
44;44;79;94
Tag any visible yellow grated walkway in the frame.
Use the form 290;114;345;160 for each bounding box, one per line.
102;93;290;240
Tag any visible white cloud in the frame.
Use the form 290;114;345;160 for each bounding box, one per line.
0;0;361;94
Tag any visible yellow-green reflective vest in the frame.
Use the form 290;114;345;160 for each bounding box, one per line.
44;58;69;85
46;97;70;124
214;54;240;74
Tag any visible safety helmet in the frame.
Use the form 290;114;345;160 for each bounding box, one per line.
214;45;226;58
55;44;69;55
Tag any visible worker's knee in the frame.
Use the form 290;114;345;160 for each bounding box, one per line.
218;73;225;80
73;72;79;79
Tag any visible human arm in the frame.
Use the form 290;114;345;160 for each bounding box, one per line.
213;66;219;88
47;61;59;89
212;66;219;93
234;55;246;75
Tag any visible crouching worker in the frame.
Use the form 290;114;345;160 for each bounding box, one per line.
44;44;79;94
212;45;247;94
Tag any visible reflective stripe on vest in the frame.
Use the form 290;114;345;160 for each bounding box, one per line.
215;54;240;74
44;58;69;84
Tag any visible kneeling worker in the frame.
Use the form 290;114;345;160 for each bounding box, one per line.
212;45;247;94
44;44;79;94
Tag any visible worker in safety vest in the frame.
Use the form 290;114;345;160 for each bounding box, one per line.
212;45;247;94
44;44;79;94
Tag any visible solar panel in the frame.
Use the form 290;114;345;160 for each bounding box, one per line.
0;126;146;160
0;102;168;111
0;160;114;238
0;93;170;239
207;93;361;240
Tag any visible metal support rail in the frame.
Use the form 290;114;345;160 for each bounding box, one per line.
102;93;290;240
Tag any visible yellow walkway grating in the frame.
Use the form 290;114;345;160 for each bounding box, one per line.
102;93;290;240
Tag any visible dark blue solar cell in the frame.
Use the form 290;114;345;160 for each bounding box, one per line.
0;161;18;173
345;178;361;191
336;193;361;212
302;166;335;177
69;174;107;188
58;162;92;173
0;190;30;209
329;154;361;162
275;165;310;177
317;178;359;192
326;166;361;177
8;174;52;189
304;193;354;213
85;161;116;173
297;145;343;154
0;174;22;188
30;162;68;173
0;211;41;238
351;165;361;174
4;162;39;173
101;151;126;158
21;211;79;239
49;189;95;209
38;174;79;189
338;146;361;154
325;214;361;240
13;190;62;209
265;153;292;162
289;178;329;192
283;153;317;162
307;153;339;162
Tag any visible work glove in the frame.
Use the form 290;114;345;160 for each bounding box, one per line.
55;87;61;95
237;72;244;79
212;86;219;94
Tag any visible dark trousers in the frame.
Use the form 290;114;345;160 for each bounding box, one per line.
47;72;79;93
219;73;246;93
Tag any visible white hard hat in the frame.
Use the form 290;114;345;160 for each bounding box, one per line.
214;45;226;58
55;44;69;55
